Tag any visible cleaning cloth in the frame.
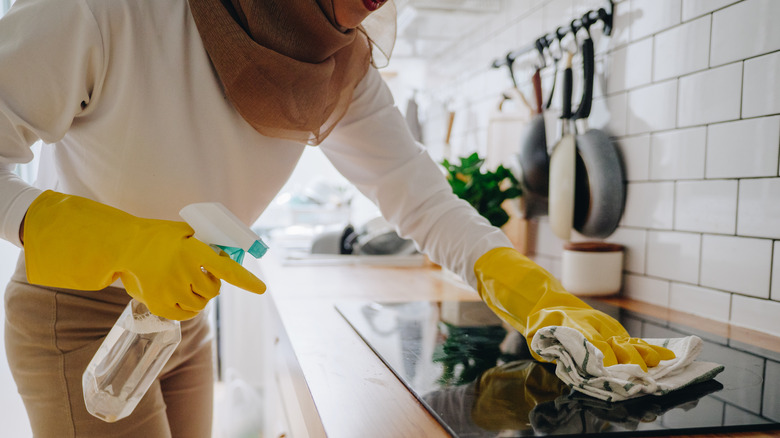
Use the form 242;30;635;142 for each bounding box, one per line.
530;326;724;402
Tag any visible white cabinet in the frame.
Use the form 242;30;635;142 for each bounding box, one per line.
263;294;327;438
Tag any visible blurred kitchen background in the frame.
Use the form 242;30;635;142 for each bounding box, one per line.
1;0;779;436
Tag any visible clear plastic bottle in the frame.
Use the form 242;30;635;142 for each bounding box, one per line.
82;299;181;422
82;202;268;422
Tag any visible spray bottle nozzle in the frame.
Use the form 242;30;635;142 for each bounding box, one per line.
179;202;268;264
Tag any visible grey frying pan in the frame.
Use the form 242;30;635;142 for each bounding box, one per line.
519;68;548;194
572;25;626;238
517;67;550;219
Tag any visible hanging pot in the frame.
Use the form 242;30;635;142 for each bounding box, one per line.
517;67;550;219
572;25;626;239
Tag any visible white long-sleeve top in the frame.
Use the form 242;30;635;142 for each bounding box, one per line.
0;0;512;288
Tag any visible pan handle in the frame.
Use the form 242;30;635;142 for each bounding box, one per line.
561;53;573;121
532;69;543;114
544;29;565;110
574;19;595;120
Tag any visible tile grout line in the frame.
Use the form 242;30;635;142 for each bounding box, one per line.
768;241;775;301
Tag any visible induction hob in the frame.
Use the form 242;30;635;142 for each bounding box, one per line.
336;299;780;437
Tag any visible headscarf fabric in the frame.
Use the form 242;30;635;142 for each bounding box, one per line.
188;0;395;145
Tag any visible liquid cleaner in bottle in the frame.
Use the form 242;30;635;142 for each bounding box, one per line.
82;202;268;422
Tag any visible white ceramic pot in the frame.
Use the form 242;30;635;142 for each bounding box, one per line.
561;242;624;296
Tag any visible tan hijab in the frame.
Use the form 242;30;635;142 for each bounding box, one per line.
188;0;388;145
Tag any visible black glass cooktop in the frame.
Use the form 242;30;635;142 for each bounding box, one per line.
336;300;780;437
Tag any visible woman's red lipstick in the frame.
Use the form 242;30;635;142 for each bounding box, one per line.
362;0;387;12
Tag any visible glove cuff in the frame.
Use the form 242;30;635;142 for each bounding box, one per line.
24;190;132;289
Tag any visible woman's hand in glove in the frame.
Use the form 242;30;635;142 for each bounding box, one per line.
23;190;266;320
474;247;674;371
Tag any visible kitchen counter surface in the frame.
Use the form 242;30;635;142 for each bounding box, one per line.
254;253;780;438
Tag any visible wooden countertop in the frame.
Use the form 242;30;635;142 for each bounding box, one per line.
255;254;780;438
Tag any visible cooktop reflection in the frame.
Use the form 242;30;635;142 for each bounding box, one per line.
335;300;780;437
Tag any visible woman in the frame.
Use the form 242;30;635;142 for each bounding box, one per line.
0;0;671;435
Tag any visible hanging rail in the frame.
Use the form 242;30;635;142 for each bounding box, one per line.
491;1;613;77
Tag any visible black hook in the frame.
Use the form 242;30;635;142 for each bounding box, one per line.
581;10;593;38
570;19;581;52
504;52;519;89
599;2;614;36
535;37;547;68
544;30;566;110
555;26;567;42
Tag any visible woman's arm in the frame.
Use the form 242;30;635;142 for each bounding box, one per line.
319;68;513;288
0;0;105;247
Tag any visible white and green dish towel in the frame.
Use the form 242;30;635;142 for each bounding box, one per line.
530;326;725;402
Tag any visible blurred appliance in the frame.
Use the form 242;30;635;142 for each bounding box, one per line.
311;217;417;256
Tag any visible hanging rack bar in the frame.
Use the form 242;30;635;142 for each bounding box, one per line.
490;1;613;71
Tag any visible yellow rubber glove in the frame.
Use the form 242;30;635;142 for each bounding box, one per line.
23;190;266;320
474;247;675;372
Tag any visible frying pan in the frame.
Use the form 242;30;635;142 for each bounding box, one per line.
547;53;576;241
518;68;548;195
517;67;550;219
572;22;626;238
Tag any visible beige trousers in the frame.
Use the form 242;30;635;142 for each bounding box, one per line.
4;255;215;437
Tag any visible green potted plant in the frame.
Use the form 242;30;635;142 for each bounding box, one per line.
441;152;522;228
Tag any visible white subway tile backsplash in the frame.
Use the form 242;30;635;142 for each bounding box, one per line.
681;0;739;21
669;282;731;322
623;273;670;306
646;231;701;283
650;127;706;180
615;135;650;181
627;80;678;135
730;294;780;337
630;0;682;41
710;0;780;67
653;16;711;82
706;117;780;179
592;57;606;99
421;0;780;337
701;235;772;298
675;180;738;234
773;242;779;301
589;93;628;137
605;227;647;274
606;45;629;94
534;219;565;257
677;62;742;127
518;7;545;48
505;0;535;24
625;38;653;90
542;0;577;35
621;182;675;229
737;178;780;239
593;0;631;54
743;51;780;118
575;0;611;14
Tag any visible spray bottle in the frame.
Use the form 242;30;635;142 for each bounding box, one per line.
82;202;268;422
